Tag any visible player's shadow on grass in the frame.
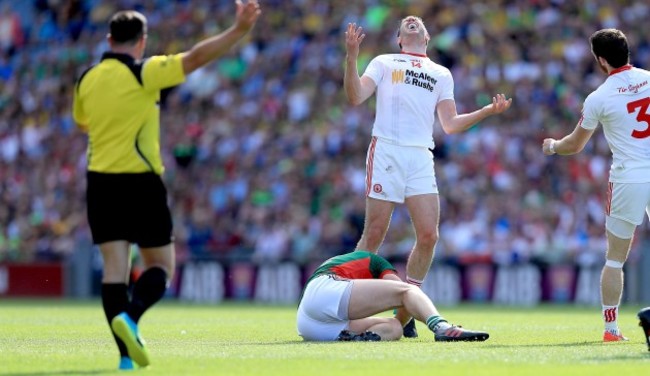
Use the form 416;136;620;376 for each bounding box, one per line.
252;340;311;345
252;340;378;345
2;370;114;376
485;340;632;349
584;353;650;361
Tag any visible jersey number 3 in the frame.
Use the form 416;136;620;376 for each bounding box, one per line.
627;97;650;139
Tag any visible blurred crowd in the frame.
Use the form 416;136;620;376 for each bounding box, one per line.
1;0;649;266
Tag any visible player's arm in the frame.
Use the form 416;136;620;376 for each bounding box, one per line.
543;124;595;155
543;95;598;155
344;23;376;105
181;0;261;75
437;94;512;134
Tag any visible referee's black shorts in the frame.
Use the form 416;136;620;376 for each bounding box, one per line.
86;171;173;248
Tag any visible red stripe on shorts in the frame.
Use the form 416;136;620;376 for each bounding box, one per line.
366;137;378;196
605;182;613;216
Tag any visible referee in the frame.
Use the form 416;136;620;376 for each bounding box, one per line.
72;1;260;370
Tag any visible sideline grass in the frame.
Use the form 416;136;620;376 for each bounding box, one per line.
0;300;649;375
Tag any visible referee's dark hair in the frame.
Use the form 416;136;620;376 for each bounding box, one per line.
109;11;147;45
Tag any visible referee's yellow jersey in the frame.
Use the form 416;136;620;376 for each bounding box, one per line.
73;52;186;175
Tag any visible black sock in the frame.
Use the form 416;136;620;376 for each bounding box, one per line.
101;283;130;358
127;267;168;323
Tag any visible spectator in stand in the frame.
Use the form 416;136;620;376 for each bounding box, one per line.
0;1;648;275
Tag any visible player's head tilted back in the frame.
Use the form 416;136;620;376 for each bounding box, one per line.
108;10;148;58
589;29;630;73
396;16;429;50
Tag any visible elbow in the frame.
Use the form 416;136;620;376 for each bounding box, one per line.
439;119;460;135
440;125;459;135
347;97;362;106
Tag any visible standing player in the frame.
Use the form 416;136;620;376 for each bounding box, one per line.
344;16;512;336
543;29;650;342
297;249;489;342
72;2;260;370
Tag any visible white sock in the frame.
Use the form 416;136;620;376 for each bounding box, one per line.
603;305;619;334
406;276;423;288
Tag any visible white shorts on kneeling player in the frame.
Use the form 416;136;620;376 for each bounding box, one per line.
296;275;354;341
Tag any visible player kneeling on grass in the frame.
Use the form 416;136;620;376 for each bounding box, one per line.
296;250;489;342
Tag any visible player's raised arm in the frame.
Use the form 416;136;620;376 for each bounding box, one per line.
344;23;376;105
437;94;512;134
181;0;261;75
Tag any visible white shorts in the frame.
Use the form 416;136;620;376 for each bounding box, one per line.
365;136;438;203
606;182;650;225
296;275;354;341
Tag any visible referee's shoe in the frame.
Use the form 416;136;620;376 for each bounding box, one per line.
112;312;150;367
638;307;650;351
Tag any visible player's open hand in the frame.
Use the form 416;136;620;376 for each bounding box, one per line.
486;93;512;115
234;0;261;33
345;23;365;58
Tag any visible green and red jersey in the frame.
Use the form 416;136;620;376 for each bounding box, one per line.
306;250;397;285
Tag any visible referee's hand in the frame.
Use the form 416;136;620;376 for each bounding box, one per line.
235;0;261;32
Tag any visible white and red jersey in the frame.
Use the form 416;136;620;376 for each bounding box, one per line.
580;65;650;183
362;53;454;149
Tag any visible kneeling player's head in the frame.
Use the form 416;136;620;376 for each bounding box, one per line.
590;29;629;72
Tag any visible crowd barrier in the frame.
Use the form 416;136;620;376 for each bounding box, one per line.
2;259;641;305
169;261;618;306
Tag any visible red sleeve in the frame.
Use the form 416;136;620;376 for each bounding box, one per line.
379;270;398;279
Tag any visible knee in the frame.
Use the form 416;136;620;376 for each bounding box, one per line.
365;224;387;241
140;244;175;278
416;228;439;248
399;284;419;299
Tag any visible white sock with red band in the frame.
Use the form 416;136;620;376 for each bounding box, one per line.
406;276;423;287
603;305;619;334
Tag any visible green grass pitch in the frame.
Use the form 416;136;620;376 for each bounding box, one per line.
1;300;649;375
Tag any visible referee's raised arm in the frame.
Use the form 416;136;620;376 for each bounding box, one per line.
182;0;261;75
